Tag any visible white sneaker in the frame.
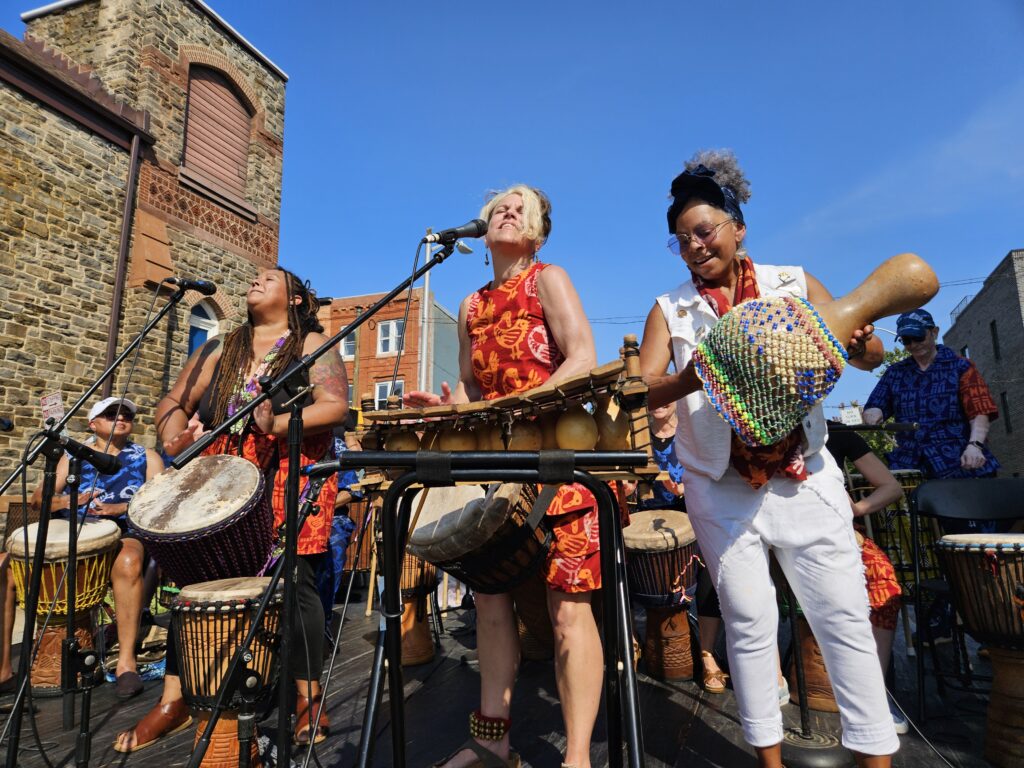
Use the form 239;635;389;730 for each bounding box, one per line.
778;678;790;707
890;701;909;735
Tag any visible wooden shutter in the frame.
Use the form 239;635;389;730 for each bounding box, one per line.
183;66;252;198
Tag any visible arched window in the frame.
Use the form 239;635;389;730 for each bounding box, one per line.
182;65;253;199
188;301;220;355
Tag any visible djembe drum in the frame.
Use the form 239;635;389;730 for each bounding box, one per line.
399;552;437;666
171;577;283;768
935;534;1024;767
692;253;938;446
406;484;551;595
6;518;120;694
622;510;700;680
343;498;375;574
782;606;838;712
128;455;275;587
510;571;556;661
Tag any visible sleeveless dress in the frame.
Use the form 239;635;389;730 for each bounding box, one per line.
466;262;607;593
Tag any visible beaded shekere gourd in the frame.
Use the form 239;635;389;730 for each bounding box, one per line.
692;296;848;447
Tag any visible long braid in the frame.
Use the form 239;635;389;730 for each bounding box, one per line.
209;268;322;428
211;323;254;428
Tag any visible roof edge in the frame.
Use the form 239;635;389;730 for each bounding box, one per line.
21;0;288;81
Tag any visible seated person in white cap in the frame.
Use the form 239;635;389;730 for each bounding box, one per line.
0;397;164;698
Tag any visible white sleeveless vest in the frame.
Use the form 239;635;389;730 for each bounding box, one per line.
655;263;828;480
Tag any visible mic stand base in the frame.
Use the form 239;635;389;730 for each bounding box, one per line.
780;731;851;768
781;582;849;768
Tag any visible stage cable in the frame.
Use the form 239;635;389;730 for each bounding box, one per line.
387;241;426;406
885;684;961;768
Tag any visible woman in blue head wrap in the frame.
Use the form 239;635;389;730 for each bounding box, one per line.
639;150;896;767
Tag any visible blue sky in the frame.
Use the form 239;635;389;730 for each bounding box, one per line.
7;1;1024;408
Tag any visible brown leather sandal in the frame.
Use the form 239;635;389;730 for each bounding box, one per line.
113;698;192;753
294;691;329;745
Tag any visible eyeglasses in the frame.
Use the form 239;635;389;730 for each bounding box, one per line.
97;409;134;421
667;218;734;255
899;335;926;346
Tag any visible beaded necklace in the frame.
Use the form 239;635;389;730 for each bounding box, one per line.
226;331;290;434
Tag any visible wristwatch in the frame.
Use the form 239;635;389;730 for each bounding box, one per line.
968;440;985;450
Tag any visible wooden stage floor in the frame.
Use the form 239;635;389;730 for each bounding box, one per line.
0;589;995;767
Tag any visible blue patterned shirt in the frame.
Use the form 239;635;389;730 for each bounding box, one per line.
865;345;999;478
67;441;148;519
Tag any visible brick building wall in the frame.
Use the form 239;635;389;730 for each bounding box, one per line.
0;0;288;482
316;288;459;417
319;290;426;412
944;250;1024;477
0;46;136;476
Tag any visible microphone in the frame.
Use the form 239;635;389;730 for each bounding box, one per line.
302;459;340;477
167;277;217;296
422;219;488;245
47;432;123;475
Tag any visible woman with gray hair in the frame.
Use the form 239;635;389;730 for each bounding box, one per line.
406;184;605;768
639;150;897;768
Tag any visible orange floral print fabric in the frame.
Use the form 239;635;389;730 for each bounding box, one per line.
467;262;606;593
204;430;338;556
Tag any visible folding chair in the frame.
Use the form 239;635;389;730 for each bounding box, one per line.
910;477;1024;722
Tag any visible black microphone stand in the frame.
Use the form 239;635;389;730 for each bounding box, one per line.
3;439;109;768
0;283;195;499
59;457;104;768
780;580;848;768
183;474;327;768
304;449;649;768
172;241;460;768
2;283;193;768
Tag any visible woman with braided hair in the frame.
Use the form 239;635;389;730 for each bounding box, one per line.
114;267;349;753
639;150;897;767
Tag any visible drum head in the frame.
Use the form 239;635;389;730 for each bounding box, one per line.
407;484;517;563
623;510;695;552
938;533;1024;548
128;455;262;535
177;576;279;603
5;518;120;560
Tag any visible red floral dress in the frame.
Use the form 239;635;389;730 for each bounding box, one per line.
467;262;607;593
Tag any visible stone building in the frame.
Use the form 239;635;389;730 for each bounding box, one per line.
0;0;287;480
318;287;460;416
944;249;1024;477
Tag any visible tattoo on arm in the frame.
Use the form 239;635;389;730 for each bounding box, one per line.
310;349;349;400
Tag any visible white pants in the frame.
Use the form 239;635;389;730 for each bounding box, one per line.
684;450;899;755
